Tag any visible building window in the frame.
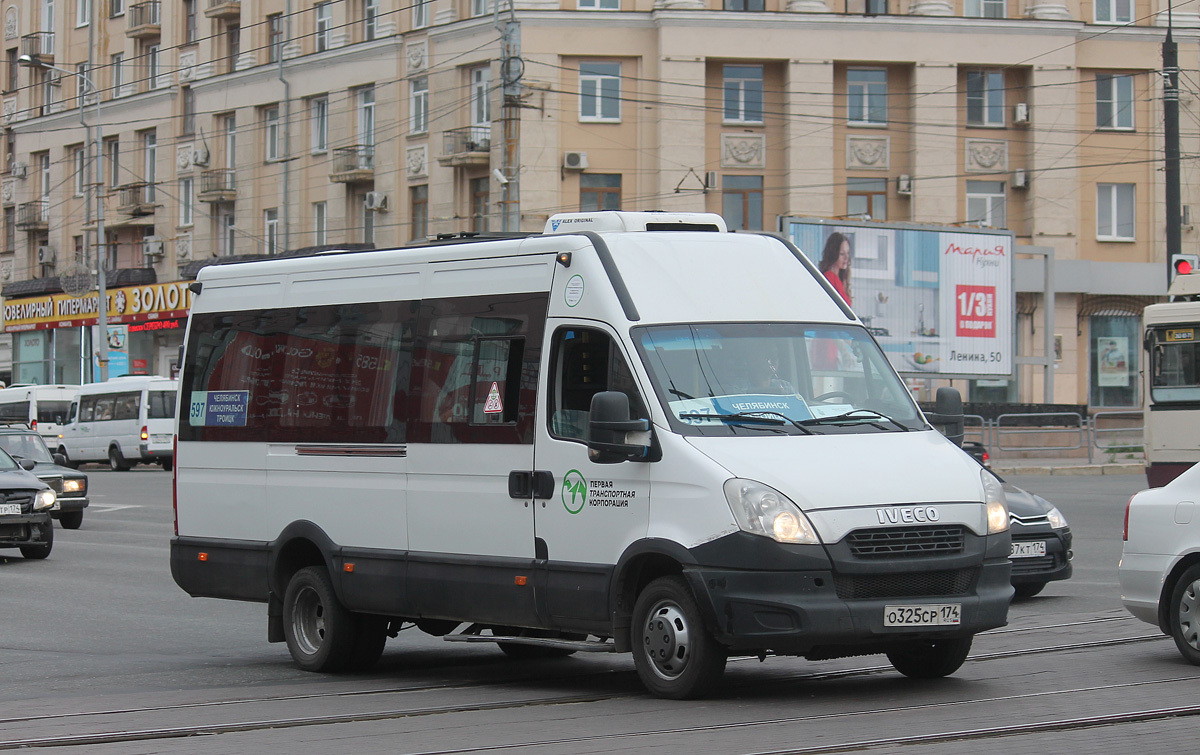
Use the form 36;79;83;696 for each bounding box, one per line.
310;96;328;151
3;206;14;253
264;106;281;161
72;146;85;196
110;0;124;16
76;0;89;27
6;49;17;92
264;208;279;254
410;77;428;134
222;113;236;168
413;0;428;28
470;66;491;128
75;62;91;108
181;86;195;135
1090;315;1139;407
725;0;765;7
965;0;1004;16
1095;0;1131;23
313;201;326;245
966;70;1004;126
966;180;1006;228
267;14;283;63
580;0;619;7
723;65;763;124
580;173;621;211
411;185;428;240
722;174;763;231
183;0;197;43
225;23;240;73
579;61;621;122
471;0;490;16
141;130;156;201
146;44;160;90
105;137;119;187
219;207;235;255
1097;183;1135;240
362;196;375;244
179;176;193;226
110;53;123;96
470;176;489;233
847;177;887;221
847;68;887;125
1096;73;1134;130
358;86;375;152
315;3;331;51
363;0;378;39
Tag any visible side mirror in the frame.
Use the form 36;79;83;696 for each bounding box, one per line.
587;391;653;464
18;458;36;471
53;453;68;466
924;386;964;447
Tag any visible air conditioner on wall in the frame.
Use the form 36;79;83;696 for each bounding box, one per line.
1014;102;1030;125
36;246;55;264
364;191;388;212
896;174;913;196
1012;169;1029;190
9;162;26;178
192;145;210;166
143;236;164;256
563;151;588;170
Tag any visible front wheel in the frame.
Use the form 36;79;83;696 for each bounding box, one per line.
631;576;727;699
108;446;131;472
19;520;53;559
1013;582;1045;599
1168;564;1200;665
283;565;357;672
886;636;973;678
58;510;83;530
57;448;79;469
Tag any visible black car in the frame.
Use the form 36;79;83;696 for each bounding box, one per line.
1003;479;1073;598
0;448;58;559
0;428;88;529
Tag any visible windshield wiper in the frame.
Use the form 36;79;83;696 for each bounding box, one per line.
800;409;910;432
685;412;814;434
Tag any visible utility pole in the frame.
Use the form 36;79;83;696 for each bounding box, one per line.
1164;18;1181;288
495;0;520;232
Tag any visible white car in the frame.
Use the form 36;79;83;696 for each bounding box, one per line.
1119;462;1200;663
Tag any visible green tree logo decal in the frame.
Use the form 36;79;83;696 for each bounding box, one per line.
562;469;587;514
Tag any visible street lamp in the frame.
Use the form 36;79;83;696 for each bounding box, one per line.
18;53;110;381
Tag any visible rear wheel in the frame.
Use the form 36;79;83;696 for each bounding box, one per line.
886;636;973;678
1168;564;1200;665
283;565;356;672
19;520;53;559
631;576;727;699
56;448;79;469
108;445;131;472
161;458;173;472
58;511;83;530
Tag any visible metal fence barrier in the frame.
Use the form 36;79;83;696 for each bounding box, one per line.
1089;410;1145;463
994;412;1088;455
949;410;1145;464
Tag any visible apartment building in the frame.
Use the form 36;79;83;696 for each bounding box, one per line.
0;0;1193;406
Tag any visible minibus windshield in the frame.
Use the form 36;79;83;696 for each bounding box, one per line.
633;323;926;436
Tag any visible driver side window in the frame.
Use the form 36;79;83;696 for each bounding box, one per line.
549;327;647;441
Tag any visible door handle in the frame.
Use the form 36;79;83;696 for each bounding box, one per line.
509;470;556;500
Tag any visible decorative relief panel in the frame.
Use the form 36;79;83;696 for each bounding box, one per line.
1;97;14;126
406;41;428;74
846;135;890;170
178;50;197;82
5;7;17;39
176;144;194;171
407;145;428;178
1;178;13;205
0;259;11;282
965;139;1008;173
721;134;765;169
175;233;192;260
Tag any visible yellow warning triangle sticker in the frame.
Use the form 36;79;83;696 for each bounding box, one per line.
483;381;504;414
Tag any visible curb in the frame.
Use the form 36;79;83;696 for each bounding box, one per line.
992;463;1144;477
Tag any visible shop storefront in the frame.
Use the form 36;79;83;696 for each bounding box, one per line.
4;280;192;384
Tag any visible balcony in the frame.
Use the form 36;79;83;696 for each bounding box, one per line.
437;126;490;168
198;169;236;202
16;200;48;230
116;182;156;216
20;32;55;63
205;0;241;18
126;1;161;38
328;145;374;183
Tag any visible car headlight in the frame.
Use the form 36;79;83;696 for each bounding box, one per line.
982;469;1008;534
33;488;56;512
62;478;86;495
1046;506;1068;529
723;478;820;544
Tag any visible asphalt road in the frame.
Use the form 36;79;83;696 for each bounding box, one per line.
3;466;1195;755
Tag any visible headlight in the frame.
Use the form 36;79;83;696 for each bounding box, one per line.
723;478;820;544
33;488;56;512
1046;506;1068;529
982;469;1008;534
62;478;86;495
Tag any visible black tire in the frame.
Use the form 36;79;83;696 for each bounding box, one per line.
631;576;727;700
283;566;356;672
58;510;83;530
161;459;173;472
108;446;131;472
19;519;53;559
497;630;586;659
1168;564;1200;665
348;615;389;671
57;448;79;469
1013;582;1045;599
886;636;973;679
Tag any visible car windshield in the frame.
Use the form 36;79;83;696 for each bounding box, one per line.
633;323;926;436
0;432;54;463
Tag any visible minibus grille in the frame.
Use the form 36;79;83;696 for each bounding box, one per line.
833;568;977;600
846;525;966;557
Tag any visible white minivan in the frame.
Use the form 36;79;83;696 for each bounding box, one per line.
58;376;178;471
0;384;79;443
171;211;1012;699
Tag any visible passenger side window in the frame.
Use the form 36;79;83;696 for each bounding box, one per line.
549;327;647;442
94;397;116;421
114;393;140;420
79;398;95;422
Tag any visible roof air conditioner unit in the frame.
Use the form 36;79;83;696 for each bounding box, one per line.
192;145;210;166
36;246;55;264
364;191;388;212
896;174;913;196
1012;169;1029;190
143;237;164;256
1013;102;1030;125
563;151;588;170
9;162;26;179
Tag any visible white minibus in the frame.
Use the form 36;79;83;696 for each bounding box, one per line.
58;376;178;471
0;384;79;443
171;211;1012;699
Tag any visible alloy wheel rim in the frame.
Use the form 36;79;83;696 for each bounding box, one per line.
1180;579;1200;651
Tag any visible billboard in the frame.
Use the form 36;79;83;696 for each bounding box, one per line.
784;218;1014;379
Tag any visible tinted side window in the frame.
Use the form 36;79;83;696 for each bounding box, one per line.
549;327;647;441
180;301;415;443
148;391;176;419
37;401;72;423
113;392;141;420
79;397;95;422
0;401;30;422
94;396;116;421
